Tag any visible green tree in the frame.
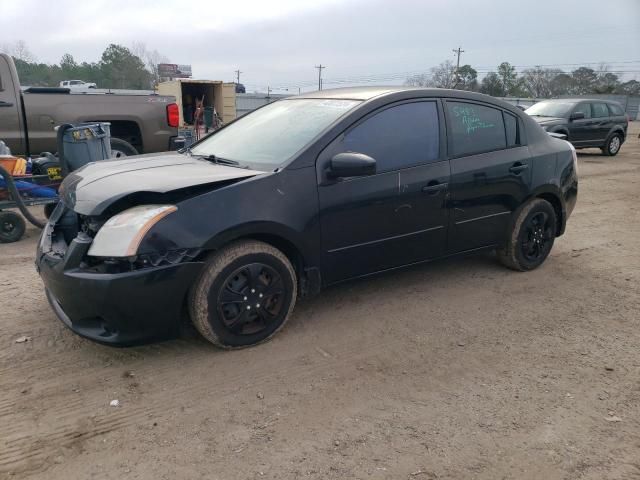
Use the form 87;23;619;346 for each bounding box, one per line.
570;67;598;94
549;73;575;96
497;62;517;96
593;66;620;94
480;72;503;96
616;79;640;96
455;64;478;91
99;44;151;89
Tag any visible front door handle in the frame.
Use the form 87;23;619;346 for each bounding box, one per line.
422;182;448;195
0;101;14;107
509;163;528;174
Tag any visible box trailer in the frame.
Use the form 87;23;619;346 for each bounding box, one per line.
157;79;237;127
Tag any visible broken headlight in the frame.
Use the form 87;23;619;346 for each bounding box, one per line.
87;205;177;257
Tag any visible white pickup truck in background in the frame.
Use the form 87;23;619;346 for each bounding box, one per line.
59;79;97;90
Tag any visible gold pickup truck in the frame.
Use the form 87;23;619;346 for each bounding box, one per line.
0;53;179;157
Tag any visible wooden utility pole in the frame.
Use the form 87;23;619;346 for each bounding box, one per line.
315;64;326;91
452;47;465;86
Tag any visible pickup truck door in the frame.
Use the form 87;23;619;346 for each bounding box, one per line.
0;55;25;154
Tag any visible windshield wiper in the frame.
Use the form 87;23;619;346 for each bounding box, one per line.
199;154;243;167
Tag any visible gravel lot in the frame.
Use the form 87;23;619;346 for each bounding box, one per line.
1;124;639;480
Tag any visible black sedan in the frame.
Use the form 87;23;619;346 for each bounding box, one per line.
37;87;578;348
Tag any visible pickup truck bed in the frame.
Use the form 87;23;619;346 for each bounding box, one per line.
0;54;179;157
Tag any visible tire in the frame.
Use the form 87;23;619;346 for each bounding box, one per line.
110;138;139;158
0;211;26;243
497;199;557;271
601;133;622;156
189;240;297;349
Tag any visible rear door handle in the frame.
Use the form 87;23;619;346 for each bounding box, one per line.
422;182;448;195
509;163;528;174
0;101;14;107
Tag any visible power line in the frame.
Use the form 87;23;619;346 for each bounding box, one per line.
242;59;640;92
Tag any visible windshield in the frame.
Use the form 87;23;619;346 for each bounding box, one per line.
190;98;361;169
525;102;575;118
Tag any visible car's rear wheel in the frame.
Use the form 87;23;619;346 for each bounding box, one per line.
498;199;557;271
602;133;622;156
189;240;297;348
110;138;139;158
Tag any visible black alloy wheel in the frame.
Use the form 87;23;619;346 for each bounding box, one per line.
520;211;554;263
498;198;557;271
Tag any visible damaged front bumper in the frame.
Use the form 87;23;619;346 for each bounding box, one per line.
36;206;203;347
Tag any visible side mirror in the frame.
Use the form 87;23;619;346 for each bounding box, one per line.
328;152;376;178
570;112;585;121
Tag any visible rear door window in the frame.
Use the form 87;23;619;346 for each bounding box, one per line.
445;101;506;157
592;103;609;118
343;101;440;172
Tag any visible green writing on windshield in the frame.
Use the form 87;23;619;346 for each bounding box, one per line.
452;105;495;134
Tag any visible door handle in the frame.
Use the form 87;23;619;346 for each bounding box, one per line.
509;163;528;174
0;101;14;107
422;182;448;195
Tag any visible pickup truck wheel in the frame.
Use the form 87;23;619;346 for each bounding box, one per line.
0;211;26;243
189;240;297;349
110;138;138;158
497;199;557;271
601;133;622;156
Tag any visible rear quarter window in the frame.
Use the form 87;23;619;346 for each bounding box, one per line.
446;101;506;157
608;103;624;116
503;112;520;147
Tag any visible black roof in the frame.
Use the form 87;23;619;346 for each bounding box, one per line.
295;86;507;103
536;98;619;104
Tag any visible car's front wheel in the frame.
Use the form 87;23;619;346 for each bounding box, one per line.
498;199;557;271
602;133;622;156
189;240;297;348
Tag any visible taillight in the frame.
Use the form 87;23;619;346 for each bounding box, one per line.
167;103;179;128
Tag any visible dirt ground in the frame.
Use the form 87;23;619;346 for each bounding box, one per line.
1;124;639;480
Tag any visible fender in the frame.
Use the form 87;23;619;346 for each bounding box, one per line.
203;221;322;296
203;220;318;271
525;184;568;236
607;125;626;141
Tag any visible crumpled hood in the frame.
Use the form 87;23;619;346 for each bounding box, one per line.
60;152;263;215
